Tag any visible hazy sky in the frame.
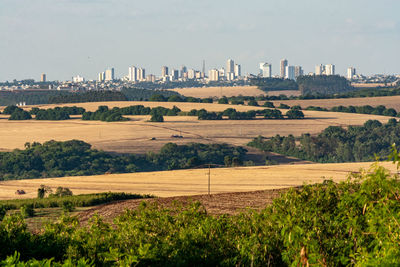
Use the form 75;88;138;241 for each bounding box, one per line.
1;0;399;81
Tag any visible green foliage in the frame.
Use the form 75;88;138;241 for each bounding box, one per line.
34;108;71;120
20;204;35;218
249;119;400;163
0;91;68;106
0;140;248;181
0;193;149;212
61;201;75;212
52;187;73;197
262;101;275;108
278;103;290;109
49;91;127;104
3;105;23;115
9;110;32;120
122;88;179;101
286;109;304;119
37;185;52;199
250;77;299;91
197;111;222;120
217;97;229;104
149;113;164;122
82;106;129;122
297;75;354;95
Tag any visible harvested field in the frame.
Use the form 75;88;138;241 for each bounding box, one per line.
0;161;396;200
0;102;393;154
272;95;400;111
168;86;300;98
78;188;290;223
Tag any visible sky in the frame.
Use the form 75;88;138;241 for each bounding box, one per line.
0;0;399;81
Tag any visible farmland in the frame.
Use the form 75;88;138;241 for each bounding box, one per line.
0;101;393;154
0;161;395;200
272;95;400;110
168;86;301;98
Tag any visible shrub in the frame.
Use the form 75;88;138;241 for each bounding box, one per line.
278;103;290;109
263;101;275;108
286;109;304;119
62;201;75;212
150;113;164;122
20;204;35;218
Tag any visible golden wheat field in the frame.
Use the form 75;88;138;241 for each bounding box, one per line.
168;86;301;98
0;161;395;200
272;95;400;110
0;101;393;154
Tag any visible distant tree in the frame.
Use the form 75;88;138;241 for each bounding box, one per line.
150;113;164;122
286;109;305;119
218;97;229;104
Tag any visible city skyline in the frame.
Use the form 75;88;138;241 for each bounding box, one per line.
1;0;399;81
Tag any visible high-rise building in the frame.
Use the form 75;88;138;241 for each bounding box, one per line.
146;74;156;83
137;68;145;81
187;69;196;79
259;63;272;78
128;66;138;82
105;68;115;81
234;64;241;77
98;72;105;82
325;64;335;75
285;66;296;80
41;73;46;82
226;59;234;77
294;66;304;78
347;67;356;80
280;59;288;78
161;66;169;77
315;64;324;75
180;66;187;78
208;69;220;81
172;69;179;80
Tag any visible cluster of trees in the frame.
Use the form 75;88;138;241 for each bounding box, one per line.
248;119;400;163
148;94;213;103
3;106;86;121
249;77;299;91
0;140;247;180
297;75;355;95
193;107;304;120
49;91;128;104
2;161;400;265
0;91;67;106
82;105;182;122
121;87;180;101
305;104;398;117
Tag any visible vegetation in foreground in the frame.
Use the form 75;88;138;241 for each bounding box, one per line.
0;140;247;180
248;118;400;163
1;154;400;265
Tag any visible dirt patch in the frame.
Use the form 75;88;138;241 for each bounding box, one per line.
78;188;291;224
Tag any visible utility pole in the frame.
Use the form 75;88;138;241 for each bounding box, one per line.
208;164;211;196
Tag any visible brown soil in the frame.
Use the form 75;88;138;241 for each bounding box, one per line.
78;188;290;224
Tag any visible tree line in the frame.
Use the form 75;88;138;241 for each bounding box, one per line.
306;104;398;117
248;119;400;163
0;140;247;180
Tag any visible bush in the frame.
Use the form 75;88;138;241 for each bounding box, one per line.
150;113;164;122
9;110;32;120
61;201;75;212
20;204;35;218
278;103;290;109
286;109;304;119
217;97;229;104
247;100;259;106
263;101;275;108
52;187;73;197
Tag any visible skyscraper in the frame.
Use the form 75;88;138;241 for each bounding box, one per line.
105;68;115;81
259;63;272;78
285;66;296;80
41;73;46;82
98;72;105;82
280;59;288;78
226;59;234;77
315;64;324;75
347;67;356;80
294;66;304;78
181;65;187;78
137;68;145;81
208;69;220;81
325;64;335;75
161;66;169;77
128;66;138;82
234;64;241;77
172;69;179;80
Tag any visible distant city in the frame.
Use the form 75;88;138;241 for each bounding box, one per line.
1;59;399;91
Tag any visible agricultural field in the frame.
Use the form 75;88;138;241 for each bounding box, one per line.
272;95;400;110
168;86;301;98
0;161;396;200
0;101;393;154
